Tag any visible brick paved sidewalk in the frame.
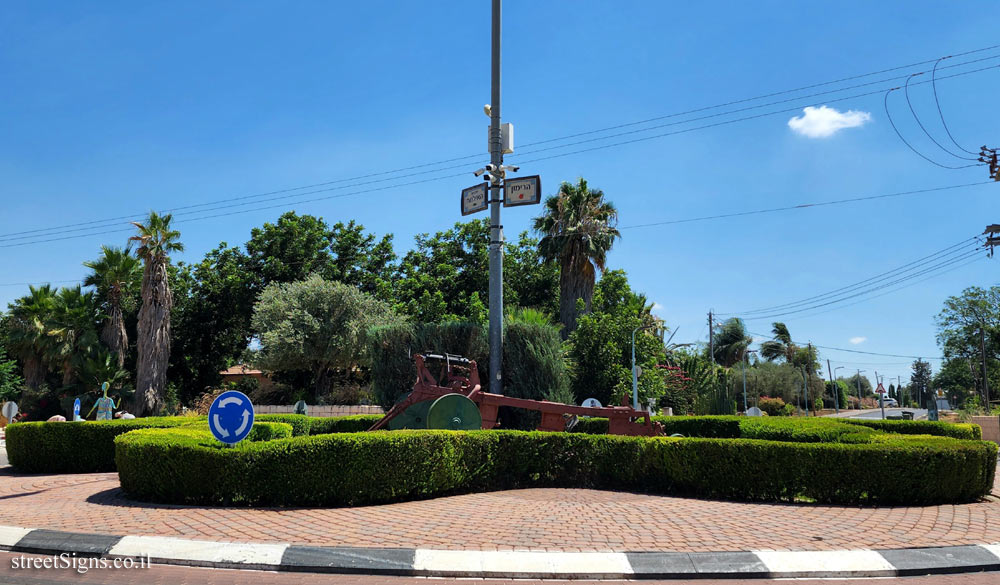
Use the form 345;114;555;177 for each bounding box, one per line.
0;467;997;553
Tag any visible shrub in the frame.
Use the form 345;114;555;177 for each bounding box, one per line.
843;419;981;440
758;396;786;416
6;417;195;473
308;415;382;434
781;403;796;416
255;414;311;436
114;428;997;507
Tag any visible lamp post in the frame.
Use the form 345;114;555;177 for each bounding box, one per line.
631;324;654;410
834;366;844;409
741;349;757;413
856;369;866;408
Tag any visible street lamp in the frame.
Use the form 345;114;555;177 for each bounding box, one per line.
834;366;844;408
741;349;757;413
631;324;655;410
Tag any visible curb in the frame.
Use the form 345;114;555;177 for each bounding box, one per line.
0;526;998;579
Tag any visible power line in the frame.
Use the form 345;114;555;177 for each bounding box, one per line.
932;57;981;156
3;47;999;243
748;330;945;359
721;236;980;315
903;73;978;161
884;88;983;170
739;246;985;321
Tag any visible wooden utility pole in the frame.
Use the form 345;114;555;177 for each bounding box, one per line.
708;311;714;364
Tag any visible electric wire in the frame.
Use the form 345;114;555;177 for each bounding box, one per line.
738;247;985;321
932;57;981;156
720;236;980;315
2;48;999;243
747;331;946;360
903;73;978;160
884;88;982;170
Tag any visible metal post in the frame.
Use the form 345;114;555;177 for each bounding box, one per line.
876;369;885;420
982;325;991;408
857;369;865;408
801;366;808;416
742;351;751;413
631;326;641;410
827;359;838;413
708;311;714;364
487;0;504;396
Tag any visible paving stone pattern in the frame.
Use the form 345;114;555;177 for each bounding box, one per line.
0;466;997;553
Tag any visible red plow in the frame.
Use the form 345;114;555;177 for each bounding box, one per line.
369;353;664;436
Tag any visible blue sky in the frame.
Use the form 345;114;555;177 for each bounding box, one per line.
1;1;997;389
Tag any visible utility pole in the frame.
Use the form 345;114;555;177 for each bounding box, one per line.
708;311;714;364
876;369;885;420
985;224;1000;258
979;146;998;181
487;0;504;396
827;359;839;413
801;366;808;416
856;369;865;407
982;325;991;408
806;342;813;414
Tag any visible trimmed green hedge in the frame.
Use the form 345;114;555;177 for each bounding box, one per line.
6;414;375;473
115;428;997;507
842;419;981;440
6;417;196;473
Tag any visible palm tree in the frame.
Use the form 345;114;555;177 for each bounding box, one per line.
84;246;142;367
46;286;100;387
6;285;57;390
534;178;620;338
130;212;183;416
712;317;753;367
760;321;797;363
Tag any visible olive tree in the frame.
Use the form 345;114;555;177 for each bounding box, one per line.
251;274;403;395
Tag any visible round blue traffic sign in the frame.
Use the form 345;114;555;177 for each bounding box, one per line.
208;390;255;445
73;398;81;420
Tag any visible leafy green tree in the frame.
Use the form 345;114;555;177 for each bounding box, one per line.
933;358;975;408
0;342;23;403
131;211;183;416
252;274;403;396
534;178;620;338
911;358;933;408
168;244;256;402
567;270;665;408
245;212;335;290
327;220;396;295
712;317;752;367
935;285;999;405
5;285;57;390
47;286;101;387
843;372;873;399
83;246;142;367
760;322;797;363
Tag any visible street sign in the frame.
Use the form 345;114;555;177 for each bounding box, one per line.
875;382;886;395
1;402;17;422
633;365;643;378
208;390;255;445
503;175;541;207
461;183;488;216
73;398;81;421
581;398;602;409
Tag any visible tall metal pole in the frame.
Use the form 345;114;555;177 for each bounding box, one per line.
708;311;714;364
801;366;808;416
487;0;504;395
981;325;991;408
827;359;838;413
856;369;865;408
631;326;642;410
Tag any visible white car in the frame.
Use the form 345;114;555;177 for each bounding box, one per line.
882;397;898;407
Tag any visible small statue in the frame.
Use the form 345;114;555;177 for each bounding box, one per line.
87;382;118;421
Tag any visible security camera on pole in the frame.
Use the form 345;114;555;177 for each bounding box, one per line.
458;0;542;395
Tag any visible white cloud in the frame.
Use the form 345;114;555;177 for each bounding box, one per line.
849;336;867;345
787;106;872;138
651;302;664;313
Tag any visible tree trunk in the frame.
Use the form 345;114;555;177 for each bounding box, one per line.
314;365;334;398
557;255;596;340
135;257;172;416
22;355;45;391
101;301;128;368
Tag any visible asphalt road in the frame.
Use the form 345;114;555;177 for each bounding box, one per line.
850;408;929;420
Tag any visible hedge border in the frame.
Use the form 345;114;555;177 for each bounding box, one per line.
114;428;998;507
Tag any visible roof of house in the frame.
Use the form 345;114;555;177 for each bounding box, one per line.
219;365;264;376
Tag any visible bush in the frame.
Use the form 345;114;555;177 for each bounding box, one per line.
757;396;786;416
6;417;196;473
115;427;997;507
256;414;311;436
843;419;981;440
573;416;875;443
308;415;382;434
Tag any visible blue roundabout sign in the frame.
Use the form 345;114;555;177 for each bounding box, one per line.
208;390;255;445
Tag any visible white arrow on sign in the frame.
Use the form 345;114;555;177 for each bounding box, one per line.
234;409;250;437
220;396;243;407
212;414;230;438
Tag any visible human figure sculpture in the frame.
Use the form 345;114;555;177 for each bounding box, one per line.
87;382;118;421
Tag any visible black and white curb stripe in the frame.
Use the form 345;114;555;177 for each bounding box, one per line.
0;525;998;578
